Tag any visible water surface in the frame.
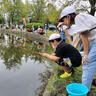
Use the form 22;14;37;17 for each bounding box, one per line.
0;36;51;96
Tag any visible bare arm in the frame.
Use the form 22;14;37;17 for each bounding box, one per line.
51;53;56;56
81;31;89;55
40;53;60;62
81;31;89;64
64;29;72;44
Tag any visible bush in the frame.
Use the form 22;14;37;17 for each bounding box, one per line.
26;23;44;30
0;15;5;24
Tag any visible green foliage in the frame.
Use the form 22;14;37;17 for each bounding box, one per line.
0;0;96;25
0;15;4;24
47;3;61;25
0;0;61;25
0;0;12;14
48;9;60;25
0;0;28;24
26;23;44;29
30;0;47;24
0;29;50;69
8;0;28;24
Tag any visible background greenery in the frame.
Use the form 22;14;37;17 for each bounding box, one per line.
26;23;44;29
0;0;96;26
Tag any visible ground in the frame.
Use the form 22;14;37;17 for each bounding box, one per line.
43;30;96;96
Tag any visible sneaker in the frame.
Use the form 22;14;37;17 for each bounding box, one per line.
60;72;72;78
57;70;65;77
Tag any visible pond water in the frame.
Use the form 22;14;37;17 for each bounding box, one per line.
0;35;52;96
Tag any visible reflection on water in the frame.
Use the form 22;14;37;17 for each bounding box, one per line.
0;45;43;70
0;35;52;96
0;58;49;96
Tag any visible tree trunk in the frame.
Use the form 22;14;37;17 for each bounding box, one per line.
89;0;96;16
12;17;14;25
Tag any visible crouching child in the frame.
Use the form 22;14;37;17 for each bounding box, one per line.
40;33;82;78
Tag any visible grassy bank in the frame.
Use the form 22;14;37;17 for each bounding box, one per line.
43;62;96;96
46;30;58;37
43;30;96;96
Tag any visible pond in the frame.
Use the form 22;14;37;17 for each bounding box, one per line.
0;34;52;96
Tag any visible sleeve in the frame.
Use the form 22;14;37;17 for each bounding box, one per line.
68;13;94;35
75;14;91;30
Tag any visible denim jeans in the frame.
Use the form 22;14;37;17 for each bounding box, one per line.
82;39;96;91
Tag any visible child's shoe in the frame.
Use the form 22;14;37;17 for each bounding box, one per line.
60;72;72;78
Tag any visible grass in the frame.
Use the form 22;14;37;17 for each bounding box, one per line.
44;61;96;96
46;30;58;37
43;30;96;96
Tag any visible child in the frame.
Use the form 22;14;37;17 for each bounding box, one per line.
58;6;96;93
57;22;67;42
40;33;82;78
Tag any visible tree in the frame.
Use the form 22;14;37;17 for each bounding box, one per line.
8;0;27;24
47;3;60;25
30;0;46;23
58;0;96;16
0;0;12;23
0;0;28;25
89;0;96;16
0;15;5;24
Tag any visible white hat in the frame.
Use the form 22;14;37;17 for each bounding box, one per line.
49;33;61;41
57;22;64;28
58;6;76;22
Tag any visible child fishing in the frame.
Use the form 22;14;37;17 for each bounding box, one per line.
40;33;82;78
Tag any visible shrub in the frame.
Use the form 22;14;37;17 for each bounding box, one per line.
0;15;5;24
26;23;44;30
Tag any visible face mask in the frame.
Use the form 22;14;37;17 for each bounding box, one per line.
58;28;63;31
62;25;67;30
60;28;63;31
52;45;57;49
